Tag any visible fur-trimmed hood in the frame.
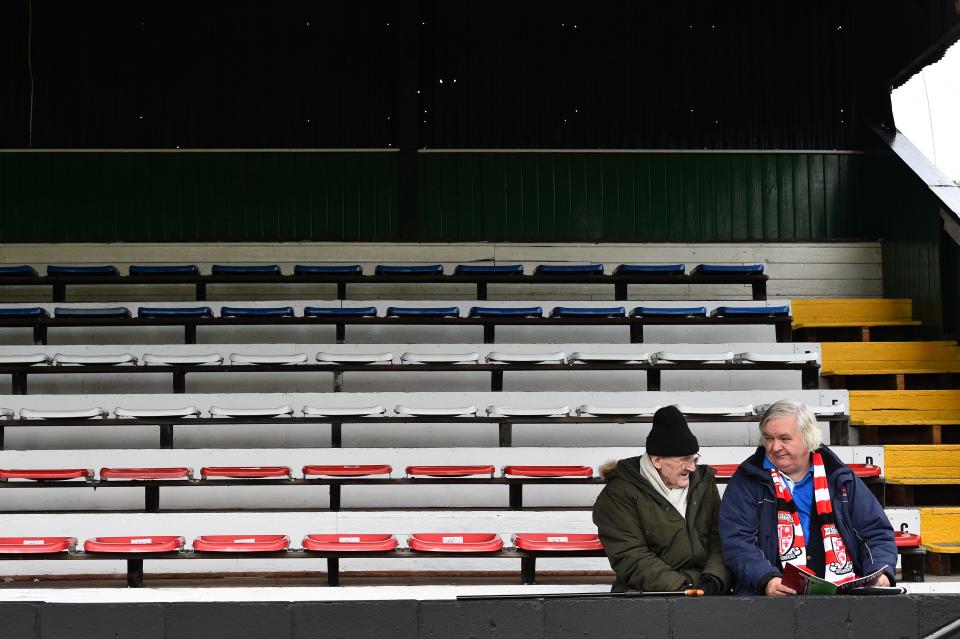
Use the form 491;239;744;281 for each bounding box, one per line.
599;458;619;481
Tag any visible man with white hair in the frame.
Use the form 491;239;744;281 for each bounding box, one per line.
719;399;897;595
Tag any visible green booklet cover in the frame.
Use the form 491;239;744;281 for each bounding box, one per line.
781;563;888;595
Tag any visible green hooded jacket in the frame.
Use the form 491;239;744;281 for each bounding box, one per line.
592;456;732;593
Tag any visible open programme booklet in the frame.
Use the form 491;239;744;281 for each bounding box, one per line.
781;563;889;595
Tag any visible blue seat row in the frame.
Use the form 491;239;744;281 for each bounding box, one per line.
0;305;790;319
0;263;766;277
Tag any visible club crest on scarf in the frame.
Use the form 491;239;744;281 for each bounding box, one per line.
777;512;801;559
822;524;854;575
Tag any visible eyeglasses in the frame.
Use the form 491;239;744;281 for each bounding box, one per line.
667;455;701;468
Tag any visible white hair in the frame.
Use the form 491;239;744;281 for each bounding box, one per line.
758;399;822;452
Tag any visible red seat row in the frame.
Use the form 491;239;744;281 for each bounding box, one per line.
0;533;602;554
894;531;922;547
0;530;922;555
0;463;883;481
0;465;592;480
708;463;881;479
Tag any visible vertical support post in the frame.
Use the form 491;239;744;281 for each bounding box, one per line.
829;420;849;446
0;426;5;450
929;425;943;445
327;558;340;586
337;282;347;301
483;323;495;344
752;280;766;301
184;324;197;345
901;551;925;582
329;484;341;511
477;282;488;300
145;486;160;513
160;424;174;449
646;369;661;392
172;372;186;394
491;369;504;392
331;422;343;448
336;323;346;344
509;484;523;510
520;557;537;585
333;370;344;393
614;282;627;300
801;367;818;390
127;559;144;588
629;323;644;344
52;283;66;303
34;323;47;345
12;372;28;395
196;282;207;301
498;422;512;447
775;320;791;343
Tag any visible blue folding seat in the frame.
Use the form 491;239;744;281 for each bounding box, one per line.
454;264;524;275
550;306;625;318
220;306;295;317
54;307;131;318
691;264;764;275
375;264;443;275
128;265;199;275
385;306;460;318
711;305;790;317
0;265;38;277
613;264;685;275
293;265;363;275
534;264;604;275
138;306;214;318
304;306;378;317
47;265;119;276
469;306;543;318
0;307;49;318
211;264;281;275
630;306;707;317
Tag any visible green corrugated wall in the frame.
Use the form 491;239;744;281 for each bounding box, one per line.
0;152;399;242
867;149;944;337
0;150;865;243
417;152;865;242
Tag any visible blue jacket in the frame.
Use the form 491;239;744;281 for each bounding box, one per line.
719;446;897;595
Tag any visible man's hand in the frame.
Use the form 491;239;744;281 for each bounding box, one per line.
874;573;891;587
765;577;797;596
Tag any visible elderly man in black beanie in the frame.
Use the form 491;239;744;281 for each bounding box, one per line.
592;405;731;593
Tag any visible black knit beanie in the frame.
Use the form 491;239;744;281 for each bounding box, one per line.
646;406;699;456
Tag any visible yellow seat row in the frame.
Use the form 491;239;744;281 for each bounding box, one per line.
791;298;920;331
883;445;960;485
821;341;960;377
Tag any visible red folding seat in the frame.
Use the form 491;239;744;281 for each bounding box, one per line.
0;468;93;481
193;535;290;552
408;533;503;552
895;531;922;547
303;534;398;552
848;463;882;478
302;464;392;477
100;467;193;480
0;537;76;553
84;536;184;553
502;465;593;477
709;464;739;478
405;465;495;477
200;466;291;479
512;533;603;551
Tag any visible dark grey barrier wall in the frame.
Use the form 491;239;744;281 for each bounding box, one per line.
2;595;959;639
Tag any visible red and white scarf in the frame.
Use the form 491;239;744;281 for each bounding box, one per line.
770;451;855;584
